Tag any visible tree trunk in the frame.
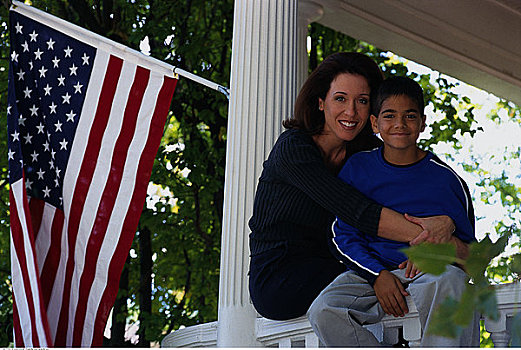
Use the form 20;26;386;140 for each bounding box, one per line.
138;227;152;347
110;255;129;346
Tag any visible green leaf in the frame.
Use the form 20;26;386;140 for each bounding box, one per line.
402;243;456;275
427;297;463;338
475;284;499;320
452;285;477;326
466;234;510;283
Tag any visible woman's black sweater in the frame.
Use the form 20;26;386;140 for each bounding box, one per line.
249;128;383;257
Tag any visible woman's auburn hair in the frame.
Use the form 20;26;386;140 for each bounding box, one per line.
284;52;384;136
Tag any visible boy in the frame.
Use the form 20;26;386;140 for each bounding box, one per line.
307;76;479;347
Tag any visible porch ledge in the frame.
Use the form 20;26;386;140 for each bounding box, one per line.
161;282;520;347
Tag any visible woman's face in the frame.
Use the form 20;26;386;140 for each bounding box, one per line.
318;73;371;144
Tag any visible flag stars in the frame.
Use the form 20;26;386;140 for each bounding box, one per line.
62;92;71;104
43;141;50;151
15;22;23;34
55;120;63;132
38;66;48;78
73;82;83;94
49;102;57;114
64;46;73;57
52;56;60;68
69;64;78;76
50;149;56;159
66;110;76;122
54;178;60;187
11;131;20;142
29;61;33;70
11;51;19;62
18;115;26;126
47;38;55;50
42;186;51;198
59;139;68;150
81;53;90;65
7;105;11;115
22;41;29;52
8;149;15;160
55;168;62;178
30;151;39;162
17;69;25;81
23;86;32;98
29;105;39;116
37;169;45;179
49;160;55;169
57;75;66;86
36;123;45;134
23;133;33;144
34;48;43;60
44;84;52;95
29;30;38;42
26;178;33;190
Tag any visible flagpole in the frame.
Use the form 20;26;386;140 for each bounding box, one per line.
173;67;230;100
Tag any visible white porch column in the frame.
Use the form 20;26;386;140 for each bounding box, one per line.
217;0;299;347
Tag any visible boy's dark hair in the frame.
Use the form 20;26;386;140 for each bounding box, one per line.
371;76;425;116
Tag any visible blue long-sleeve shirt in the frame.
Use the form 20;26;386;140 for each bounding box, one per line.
331;147;475;285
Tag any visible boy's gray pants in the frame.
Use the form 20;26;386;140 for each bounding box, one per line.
307;265;480;347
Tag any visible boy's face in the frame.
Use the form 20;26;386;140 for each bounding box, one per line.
370;94;426;153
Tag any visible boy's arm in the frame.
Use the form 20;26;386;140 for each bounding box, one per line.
330;219;389;285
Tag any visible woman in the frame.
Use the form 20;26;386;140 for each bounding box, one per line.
248;52;455;321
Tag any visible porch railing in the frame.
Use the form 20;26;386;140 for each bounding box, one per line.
161;282;520;347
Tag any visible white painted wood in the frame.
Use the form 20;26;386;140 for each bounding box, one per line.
315;0;521;106
162;283;521;348
216;0;299;346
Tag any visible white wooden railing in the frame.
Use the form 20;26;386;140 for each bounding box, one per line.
161;282;520;347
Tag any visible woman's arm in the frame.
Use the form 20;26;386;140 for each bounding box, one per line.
377;208;455;244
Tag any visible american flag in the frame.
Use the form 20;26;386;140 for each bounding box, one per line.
8;2;177;347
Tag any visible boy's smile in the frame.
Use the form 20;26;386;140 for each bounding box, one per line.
370;94;426;165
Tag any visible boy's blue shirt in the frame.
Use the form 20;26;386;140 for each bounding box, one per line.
331;146;476;285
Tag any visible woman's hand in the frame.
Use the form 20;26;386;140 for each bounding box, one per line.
374;270;409;317
407;214;455;245
398;260;421;279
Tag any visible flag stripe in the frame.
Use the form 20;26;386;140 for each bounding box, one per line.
21;183;54;345
66;58;135;346
72;65;150;345
55;55;124;346
28;199;44;241
10;185;41;346
12;293;24;347
81;71;165;345
91;75;177;346
40;208;64;308
34;201;55;275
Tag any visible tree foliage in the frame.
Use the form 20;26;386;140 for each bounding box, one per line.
0;2;519;347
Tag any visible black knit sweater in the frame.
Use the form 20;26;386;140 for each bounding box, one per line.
249;128;383;257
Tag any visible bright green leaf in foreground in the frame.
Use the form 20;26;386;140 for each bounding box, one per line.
466;234;510;284
403;243;456;275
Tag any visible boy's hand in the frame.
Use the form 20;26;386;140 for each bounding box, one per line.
398;260;421;278
407;214;455;245
374;270;409;317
